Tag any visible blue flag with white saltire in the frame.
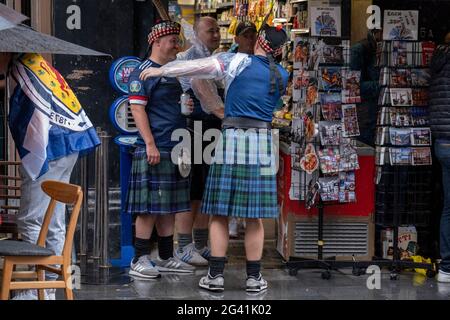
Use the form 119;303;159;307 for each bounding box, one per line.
8;53;100;180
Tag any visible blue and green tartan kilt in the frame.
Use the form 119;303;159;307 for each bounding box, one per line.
125;147;190;216
201;128;279;219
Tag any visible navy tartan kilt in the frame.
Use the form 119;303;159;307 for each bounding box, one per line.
201;128;279;219
125;147;190;215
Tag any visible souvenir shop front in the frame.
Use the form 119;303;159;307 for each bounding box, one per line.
191;0;450;271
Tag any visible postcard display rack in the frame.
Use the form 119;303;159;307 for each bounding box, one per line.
374;40;436;278
284;0;375;279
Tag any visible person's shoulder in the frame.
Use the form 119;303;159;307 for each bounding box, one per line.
177;46;195;60
129;60;150;79
277;64;289;77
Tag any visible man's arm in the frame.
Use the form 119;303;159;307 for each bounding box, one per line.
130;104;160;165
191;79;224;119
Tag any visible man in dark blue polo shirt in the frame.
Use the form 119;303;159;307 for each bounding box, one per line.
126;20;195;279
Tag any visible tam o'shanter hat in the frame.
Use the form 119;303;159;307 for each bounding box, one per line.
148;20;181;45
257;25;288;57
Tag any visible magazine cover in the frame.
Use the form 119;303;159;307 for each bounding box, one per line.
383;10;419;41
306;75;319;106
294;37;310;69
320;67;342;91
308;38;321;70
291;142;304;171
390;88;413;106
390;69;411;87
341;104;360;137
421;41;436;66
391;41;412;66
291;117;304;143
411;147;432;166
389;147;412;165
319;121;342;145
320;93;342;120
339;141;359;171
339;171;356;203
411;128;432;146
321;45;344;64
390;108;412;126
411;107;429;126
318;147;340;174
389;128;411;146
310;4;341;37
319;176;340;202
410;69;430;87
412;88;428;106
341;69;361;103
300;143;319;174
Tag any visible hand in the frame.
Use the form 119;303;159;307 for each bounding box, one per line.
140;67;163;81
146;144;160;166
184;98;194;114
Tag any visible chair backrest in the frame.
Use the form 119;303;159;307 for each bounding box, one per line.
37;180;83;260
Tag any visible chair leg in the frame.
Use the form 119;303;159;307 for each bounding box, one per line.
1;259;13;300
61;264;73;300
37;269;45;300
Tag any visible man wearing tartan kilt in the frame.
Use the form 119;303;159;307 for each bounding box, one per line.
140;25;289;292
126;20;196;279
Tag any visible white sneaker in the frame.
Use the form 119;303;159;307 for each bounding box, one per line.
45;289;56;300
199;273;225;292
11;289;56;300
129;255;161;279
197;246;211;260
246;274;268;293
175;243;208;266
437;270;450;283
153;256;195;273
12;290;38;300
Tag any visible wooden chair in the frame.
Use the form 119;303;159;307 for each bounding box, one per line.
0;161;21;240
0;180;83;300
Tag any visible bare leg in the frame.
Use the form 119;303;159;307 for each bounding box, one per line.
135;215;157;239
244;218;264;261
210;216;229;257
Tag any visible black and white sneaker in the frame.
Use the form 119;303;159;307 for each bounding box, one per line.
246;274;268;293
129;255;161;279
199;273;225;292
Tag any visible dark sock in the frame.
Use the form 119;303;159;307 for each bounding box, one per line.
158;235;174;260
193;228;209;250
246;260;261;279
208;256;227;277
177;233;193;252
133;238;151;263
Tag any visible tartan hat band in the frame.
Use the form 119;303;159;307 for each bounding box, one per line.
257;35;283;57
148;21;181;45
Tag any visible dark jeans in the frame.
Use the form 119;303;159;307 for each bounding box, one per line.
435;139;450;273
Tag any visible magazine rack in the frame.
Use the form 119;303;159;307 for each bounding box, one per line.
372;40;437;279
286;36;436;279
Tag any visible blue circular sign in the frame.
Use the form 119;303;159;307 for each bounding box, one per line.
109;96;138;135
109;56;142;94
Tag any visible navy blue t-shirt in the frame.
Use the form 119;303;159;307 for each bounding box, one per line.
225;55;289;122
128;59;185;149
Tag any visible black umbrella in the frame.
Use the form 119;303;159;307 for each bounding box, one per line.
0;24;110;56
0;3;28;31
